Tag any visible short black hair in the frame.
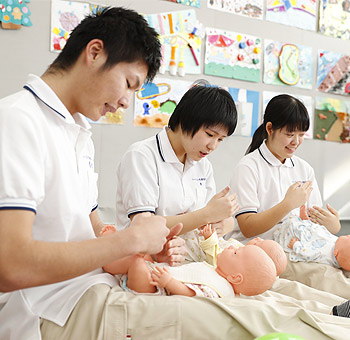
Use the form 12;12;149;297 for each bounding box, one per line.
168;84;237;137
49;7;161;82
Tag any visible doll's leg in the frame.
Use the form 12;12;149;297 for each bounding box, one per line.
103;254;153;275
126;255;157;293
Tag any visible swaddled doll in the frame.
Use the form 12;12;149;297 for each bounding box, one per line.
101;225;277;297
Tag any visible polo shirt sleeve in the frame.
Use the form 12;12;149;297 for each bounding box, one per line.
117;147;159;217
0;105;45;212
230;160;259;216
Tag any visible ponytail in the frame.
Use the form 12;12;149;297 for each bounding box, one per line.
246;94;309;155
246;124;267;154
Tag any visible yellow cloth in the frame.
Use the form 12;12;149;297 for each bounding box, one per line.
199;232;244;266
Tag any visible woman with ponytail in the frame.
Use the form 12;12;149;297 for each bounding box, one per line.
228;94;328;243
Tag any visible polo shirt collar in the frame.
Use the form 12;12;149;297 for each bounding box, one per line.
156;127;180;163
23;74;91;130
258;141;294;168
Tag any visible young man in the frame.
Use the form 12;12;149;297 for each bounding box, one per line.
0;7;185;339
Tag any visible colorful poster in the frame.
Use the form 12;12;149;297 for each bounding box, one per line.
266;0;316;31
207;0;263;19
223;87;260;137
51;0;90;52
315;97;350;143
144;10;202;76
205;27;262;83
134;77;193;128
0;0;32;28
317;50;350;96
165;0;201;8
319;0;350;39
263;39;313;90
263;91;314;139
88;108;125;125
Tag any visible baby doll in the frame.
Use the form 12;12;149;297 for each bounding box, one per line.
246;237;287;276
101;225;277;297
199;224;287;276
273;215;350;271
150;244;276;297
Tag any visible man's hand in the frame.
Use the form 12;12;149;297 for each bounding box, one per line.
129;213;170;255
152;223;187;266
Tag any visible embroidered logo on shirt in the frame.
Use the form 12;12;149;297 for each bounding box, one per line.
192;177;206;186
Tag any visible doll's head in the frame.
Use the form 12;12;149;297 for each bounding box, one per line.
216;244;276;296
334;235;350;271
247;238;287;276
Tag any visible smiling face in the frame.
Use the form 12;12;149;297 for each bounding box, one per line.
81;59;148;122
266;124;306;163
178;125;228;162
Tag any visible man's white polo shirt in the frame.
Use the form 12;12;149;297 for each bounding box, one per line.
0;75;116;340
229;141;322;243
116;126;216;229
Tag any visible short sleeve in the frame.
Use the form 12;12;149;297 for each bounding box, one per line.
0;104;45;212
230;161;260;216
116;146;159;218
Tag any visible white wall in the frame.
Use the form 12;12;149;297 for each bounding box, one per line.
0;0;349;226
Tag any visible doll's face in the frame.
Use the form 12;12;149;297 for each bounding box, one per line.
217;244;277;296
335;235;350;271
217;245;261;276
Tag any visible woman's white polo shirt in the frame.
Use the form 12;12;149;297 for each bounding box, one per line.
230;141;322;243
116;126;216;230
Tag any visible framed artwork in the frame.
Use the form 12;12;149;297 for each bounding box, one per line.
266;0;316;31
134;77;193;128
205;27;262;83
264;39;313;90
317;49;350;96
314;96;350;143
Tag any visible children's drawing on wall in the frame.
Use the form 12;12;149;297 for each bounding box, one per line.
223;87;259;137
51;0;89;52
266;0;316;31
207;0;263;19
0;0;32;29
88;108;125;125
319;0;350;39
165;0;201;8
134;77;192;128
315;96;350;143
144;9;202;77
317;50;350;96
51;1;105;52
263;91;314;139
205;27;261;82
263;39;313;90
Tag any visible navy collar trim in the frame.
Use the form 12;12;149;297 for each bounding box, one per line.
258;148;272;166
258;146;295;167
24;85;66;119
156;132;165;162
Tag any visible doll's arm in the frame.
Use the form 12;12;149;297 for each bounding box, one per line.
151;266;195;297
288;237;299;249
198;224;215;240
199;230;221;266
